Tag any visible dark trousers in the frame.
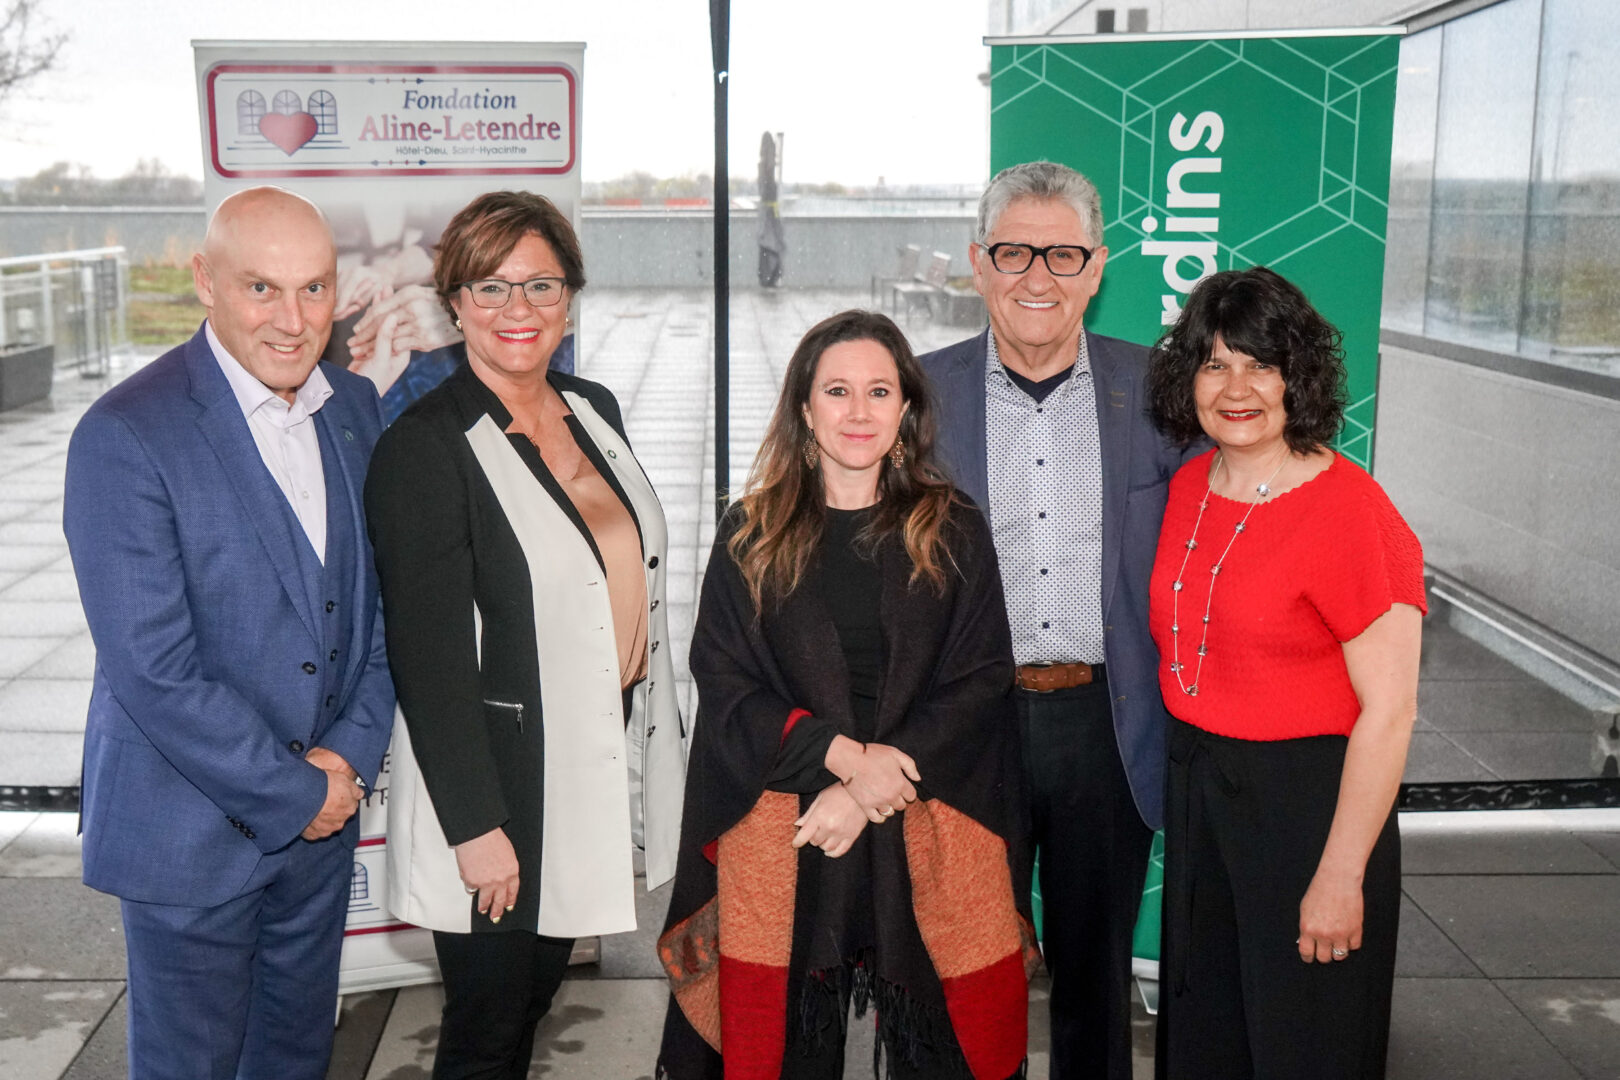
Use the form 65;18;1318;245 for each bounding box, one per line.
1019;678;1154;1080
431;929;575;1080
120;832;352;1080
1156;720;1400;1080
780;1002;1017;1080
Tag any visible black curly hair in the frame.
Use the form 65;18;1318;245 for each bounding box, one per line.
1147;266;1347;453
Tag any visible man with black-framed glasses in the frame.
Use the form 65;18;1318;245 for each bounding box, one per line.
920;160;1190;1080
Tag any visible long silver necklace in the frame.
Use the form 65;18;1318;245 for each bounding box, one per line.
1168;451;1289;697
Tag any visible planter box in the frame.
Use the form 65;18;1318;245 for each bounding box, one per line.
0;344;54;411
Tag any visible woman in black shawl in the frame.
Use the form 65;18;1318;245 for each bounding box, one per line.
656;310;1035;1080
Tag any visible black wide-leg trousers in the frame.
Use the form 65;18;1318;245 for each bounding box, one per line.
1156;719;1400;1080
1018;676;1155;1080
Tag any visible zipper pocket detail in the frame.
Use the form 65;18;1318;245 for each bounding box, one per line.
483;699;524;732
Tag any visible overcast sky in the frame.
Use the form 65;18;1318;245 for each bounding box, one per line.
1;0;994;186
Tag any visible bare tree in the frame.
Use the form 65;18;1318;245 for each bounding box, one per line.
0;0;66;112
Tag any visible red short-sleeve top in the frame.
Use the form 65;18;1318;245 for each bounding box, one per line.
1148;450;1427;741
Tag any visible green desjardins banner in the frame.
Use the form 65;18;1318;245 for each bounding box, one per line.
990;29;1401;986
989;29;1400;468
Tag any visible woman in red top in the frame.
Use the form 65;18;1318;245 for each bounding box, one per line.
1145;267;1425;1080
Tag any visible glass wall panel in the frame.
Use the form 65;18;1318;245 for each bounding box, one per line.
1381;28;1441;335
1520;0;1620;377
1424;0;1541;352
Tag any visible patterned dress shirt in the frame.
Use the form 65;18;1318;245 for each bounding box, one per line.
985;331;1107;666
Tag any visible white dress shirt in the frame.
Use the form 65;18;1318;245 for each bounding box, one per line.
206;322;332;563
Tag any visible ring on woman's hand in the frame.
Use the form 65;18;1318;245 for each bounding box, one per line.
1331;947;1348;958
881;806;895;817
465;885;478;895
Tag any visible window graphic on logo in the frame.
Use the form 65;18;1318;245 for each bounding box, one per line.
236;91;267;135
350;862;369;902
231;87;341;156
309;90;338;135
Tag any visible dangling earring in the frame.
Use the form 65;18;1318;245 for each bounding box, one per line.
454;318;462;331
889;437;906;469
802;433;821;470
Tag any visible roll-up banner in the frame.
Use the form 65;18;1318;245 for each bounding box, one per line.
987;28;1400;469
988;28;1400;998
192;40;584;995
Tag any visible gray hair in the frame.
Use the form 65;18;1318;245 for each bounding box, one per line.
976;161;1104;249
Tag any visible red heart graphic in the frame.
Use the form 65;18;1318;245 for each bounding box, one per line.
259;111;318;156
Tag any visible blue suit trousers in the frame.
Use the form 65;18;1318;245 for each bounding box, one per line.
121;833;352;1080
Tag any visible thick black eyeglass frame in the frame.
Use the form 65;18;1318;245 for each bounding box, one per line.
983;242;1094;276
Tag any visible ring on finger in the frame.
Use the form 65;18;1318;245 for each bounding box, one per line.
881;806;895;817
1331;947;1348;958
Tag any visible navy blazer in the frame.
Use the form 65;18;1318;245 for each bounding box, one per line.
64;325;396;906
920;327;1186;830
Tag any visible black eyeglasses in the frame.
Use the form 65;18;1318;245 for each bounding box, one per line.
983;242;1094;276
458;277;568;309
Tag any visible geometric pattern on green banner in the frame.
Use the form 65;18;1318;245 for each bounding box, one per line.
993;38;1393;272
991;34;1399;469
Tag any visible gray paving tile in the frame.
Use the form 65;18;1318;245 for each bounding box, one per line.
362;981;443;1078
0;571;80;603
1403;829;1617;876
1417;679;1602;734
0;812;40;851
0;811;83;878
0;547;63;574
0;601;87;638
0;520;67;547
0;980;123;1080
22;500;64;525
1495;979;1620;1080
58;991;126;1080
1403;875;1620;978
21;633;96;680
0;636;62;679
1402;731;1497;783
1419;625;1538;683
1387;978;1581;1079
1450;731;1605;782
1573;832;1620;873
570;876;670;981
0;732;85;786
1395;895;1482;978
0;879;125;980
327;989;396;1080
0;679;92;733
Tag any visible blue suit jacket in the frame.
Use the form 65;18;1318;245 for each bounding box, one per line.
64;325;396;906
920;327;1188;830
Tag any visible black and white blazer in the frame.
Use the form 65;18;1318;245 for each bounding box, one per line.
365;359;683;937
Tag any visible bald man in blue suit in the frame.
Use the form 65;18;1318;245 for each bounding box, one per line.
64;187;395;1079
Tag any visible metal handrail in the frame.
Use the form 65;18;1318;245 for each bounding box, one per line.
0;245;129;269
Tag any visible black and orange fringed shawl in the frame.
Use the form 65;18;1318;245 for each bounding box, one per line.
656;507;1038;1080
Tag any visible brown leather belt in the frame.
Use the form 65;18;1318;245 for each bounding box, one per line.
1015;661;1102;693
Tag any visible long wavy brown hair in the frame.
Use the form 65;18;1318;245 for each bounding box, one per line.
728;310;962;612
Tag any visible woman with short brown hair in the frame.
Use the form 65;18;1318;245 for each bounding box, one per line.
367;189;683;1079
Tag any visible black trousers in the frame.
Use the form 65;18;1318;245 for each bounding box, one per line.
431;929;575;1080
1156;720;1400;1080
1019;677;1154;1080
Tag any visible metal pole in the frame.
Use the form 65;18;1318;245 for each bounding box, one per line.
40;260;53;347
711;0;731;525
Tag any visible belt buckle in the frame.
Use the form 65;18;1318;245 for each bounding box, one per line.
1021;661;1058;694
